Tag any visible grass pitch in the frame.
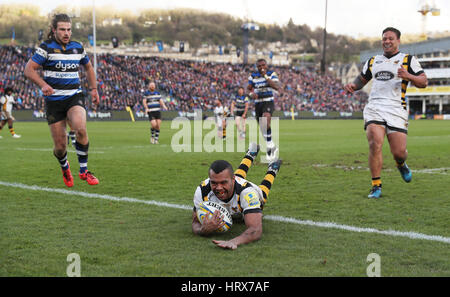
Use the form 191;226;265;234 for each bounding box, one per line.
0;119;449;276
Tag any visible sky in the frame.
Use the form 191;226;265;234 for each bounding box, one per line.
3;0;450;38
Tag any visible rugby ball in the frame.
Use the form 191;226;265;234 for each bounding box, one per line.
196;201;233;233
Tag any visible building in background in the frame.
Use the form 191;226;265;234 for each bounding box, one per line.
334;62;360;86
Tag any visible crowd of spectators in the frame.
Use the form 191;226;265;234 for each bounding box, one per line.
0;46;44;110
1;45;368;113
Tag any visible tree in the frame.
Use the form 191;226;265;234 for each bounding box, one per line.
0;4;372;64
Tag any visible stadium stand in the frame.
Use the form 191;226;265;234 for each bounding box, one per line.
0;45;368;113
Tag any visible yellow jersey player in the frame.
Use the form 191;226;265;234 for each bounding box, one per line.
0;87;21;139
213;99;229;139
192;143;282;249
344;27;427;198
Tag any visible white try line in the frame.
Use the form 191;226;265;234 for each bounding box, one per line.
15;148;105;154
313;164;449;175
0;180;449;245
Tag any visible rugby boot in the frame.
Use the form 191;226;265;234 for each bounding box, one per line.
62;164;74;188
79;171;99;185
268;159;282;175
266;143;278;162
246;142;260;158
368;186;382;198
397;163;412;183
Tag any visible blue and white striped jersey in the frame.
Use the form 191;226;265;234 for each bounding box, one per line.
144;91;162;112
233;95;249;112
248;70;279;103
32;40;89;101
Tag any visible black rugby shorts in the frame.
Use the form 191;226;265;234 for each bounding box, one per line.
148;111;162;120
45;93;85;125
255;101;274;121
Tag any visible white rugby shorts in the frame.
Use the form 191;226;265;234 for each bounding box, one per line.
1;111;13;121
363;102;408;134
215;116;224;128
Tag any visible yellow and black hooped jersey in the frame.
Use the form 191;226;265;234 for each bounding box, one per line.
193;176;263;216
223;106;230;117
361;52;424;109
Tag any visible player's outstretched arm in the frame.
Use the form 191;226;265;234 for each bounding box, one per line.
212;212;262;250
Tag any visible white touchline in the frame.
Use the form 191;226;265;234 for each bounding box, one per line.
0;181;189;210
264;215;450;244
15;148;105;154
1;180;449;245
312;164;449;175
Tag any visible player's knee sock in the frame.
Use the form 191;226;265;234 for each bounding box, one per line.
372;177;382;188
151;128;155;139
395;159;406;168
241;124;246;135
234;154;254;179
267;127;272;141
259;167;277;204
75;141;89;174
155;129;160;141
68;131;76;146
55;151;69;171
264;127;272;142
9;127;15;135
262;127;273;149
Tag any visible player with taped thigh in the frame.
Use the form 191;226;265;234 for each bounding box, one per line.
192;143;282;250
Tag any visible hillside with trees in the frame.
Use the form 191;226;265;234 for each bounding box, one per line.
0;4;377;63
